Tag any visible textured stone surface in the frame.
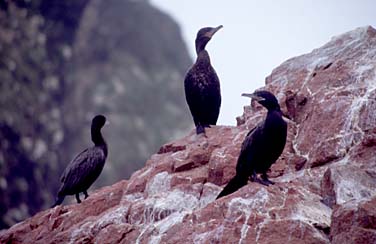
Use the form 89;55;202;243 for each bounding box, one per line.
1;26;376;243
68;0;193;184
0;0;192;228
0;0;91;229
330;197;376;244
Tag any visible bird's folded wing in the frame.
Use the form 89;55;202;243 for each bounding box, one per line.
60;148;105;188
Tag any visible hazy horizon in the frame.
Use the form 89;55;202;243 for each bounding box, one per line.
151;1;376;125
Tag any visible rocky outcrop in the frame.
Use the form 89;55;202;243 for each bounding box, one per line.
0;0;191;229
330;197;376;243
1;26;375;243
65;0;193;185
0;0;91;229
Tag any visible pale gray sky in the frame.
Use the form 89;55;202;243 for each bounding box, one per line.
151;1;376;125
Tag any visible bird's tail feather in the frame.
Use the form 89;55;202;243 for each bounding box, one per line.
51;195;65;208
216;174;248;199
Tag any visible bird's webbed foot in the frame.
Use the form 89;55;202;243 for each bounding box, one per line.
249;171;274;186
254;177;274;186
261;173;275;185
75;193;82;203
83;190;89;199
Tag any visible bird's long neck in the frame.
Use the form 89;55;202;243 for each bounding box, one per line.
91;128;107;156
265;109;285;130
196;50;211;66
195;39;209;54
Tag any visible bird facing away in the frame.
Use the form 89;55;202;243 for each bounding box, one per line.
216;91;287;199
184;25;223;134
52;115;108;207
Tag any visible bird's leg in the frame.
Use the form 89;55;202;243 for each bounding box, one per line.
196;124;205;134
249;170;258;182
75;193;82;203
83;190;89;199
261;173;275;185
250;170;264;184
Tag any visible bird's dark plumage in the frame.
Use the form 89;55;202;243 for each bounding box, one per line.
217;91;287;199
184;25;222;134
52;115;108;207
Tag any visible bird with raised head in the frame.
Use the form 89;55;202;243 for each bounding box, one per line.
184;25;223;135
217;91;287;199
52;115;108;207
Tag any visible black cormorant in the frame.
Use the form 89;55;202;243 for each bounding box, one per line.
216;91;287;199
52;115;108;207
184;25;223;134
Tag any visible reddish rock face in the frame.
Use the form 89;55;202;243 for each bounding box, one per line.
1;26;376;244
330;197;376;244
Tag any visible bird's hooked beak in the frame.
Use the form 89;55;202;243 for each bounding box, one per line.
205;25;223;38
241;93;265;102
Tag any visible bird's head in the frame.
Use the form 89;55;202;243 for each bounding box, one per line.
92;115;107;129
195;25;223;54
242;90;281;111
